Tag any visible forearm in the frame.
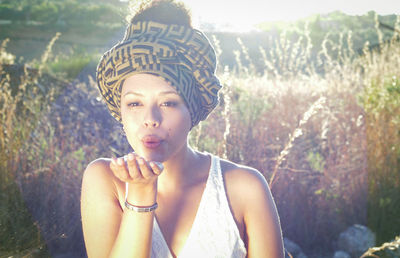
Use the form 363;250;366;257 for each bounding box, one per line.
109;183;157;258
109;210;155;258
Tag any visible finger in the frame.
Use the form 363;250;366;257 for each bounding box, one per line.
126;152;141;180
110;157;129;181
136;156;154;179
149;161;164;175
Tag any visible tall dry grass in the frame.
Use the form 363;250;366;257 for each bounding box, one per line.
196;15;400;252
1;14;399;256
360;17;400;247
0;36;60;256
1;34;130;256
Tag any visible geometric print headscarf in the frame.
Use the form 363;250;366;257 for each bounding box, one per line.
96;20;222;128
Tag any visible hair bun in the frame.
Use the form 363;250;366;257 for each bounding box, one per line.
131;0;192;27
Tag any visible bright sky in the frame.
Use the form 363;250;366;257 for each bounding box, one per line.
181;0;400;31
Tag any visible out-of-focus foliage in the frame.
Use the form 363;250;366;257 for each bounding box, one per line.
0;0;124;25
1;3;399;257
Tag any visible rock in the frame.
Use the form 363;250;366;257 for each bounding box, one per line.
333;250;351;258
284;238;308;258
337;224;376;258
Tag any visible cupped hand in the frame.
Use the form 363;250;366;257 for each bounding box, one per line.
110;152;163;186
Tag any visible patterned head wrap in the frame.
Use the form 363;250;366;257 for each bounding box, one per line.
96;20;222;128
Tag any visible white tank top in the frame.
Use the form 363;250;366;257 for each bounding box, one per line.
150;154;247;258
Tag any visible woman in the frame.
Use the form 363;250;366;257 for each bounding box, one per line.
81;1;284;257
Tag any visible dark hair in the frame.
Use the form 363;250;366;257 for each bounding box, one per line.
131;0;192;27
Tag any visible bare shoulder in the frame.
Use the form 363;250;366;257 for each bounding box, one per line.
81;158;121;200
84;158;111;177
220;158;271;199
83;158;116;183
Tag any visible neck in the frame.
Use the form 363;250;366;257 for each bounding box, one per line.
157;145;203;192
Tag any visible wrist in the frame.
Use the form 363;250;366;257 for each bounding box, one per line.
125;201;158;212
125;182;157;206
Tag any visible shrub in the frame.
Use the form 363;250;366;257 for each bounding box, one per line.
48;54;93;80
2;14;400;257
0;38;59;256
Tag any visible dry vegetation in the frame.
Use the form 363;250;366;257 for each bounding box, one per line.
1;15;400;257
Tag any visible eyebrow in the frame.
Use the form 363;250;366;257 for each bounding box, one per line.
123;90;179;97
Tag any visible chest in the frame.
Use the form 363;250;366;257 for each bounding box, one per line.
155;185;205;256
116;169;245;257
155;182;245;257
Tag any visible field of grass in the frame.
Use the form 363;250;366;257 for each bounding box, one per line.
1;14;400;258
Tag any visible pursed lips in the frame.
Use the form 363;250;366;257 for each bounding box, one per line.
141;135;163;149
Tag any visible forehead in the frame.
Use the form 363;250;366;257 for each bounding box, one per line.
121;73;177;95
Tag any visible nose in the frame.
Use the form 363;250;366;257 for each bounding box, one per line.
144;119;159;127
143;106;161;128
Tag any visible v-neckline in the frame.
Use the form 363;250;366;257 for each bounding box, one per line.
153;153;214;258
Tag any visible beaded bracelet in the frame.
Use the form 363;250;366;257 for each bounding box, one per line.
124;200;158;213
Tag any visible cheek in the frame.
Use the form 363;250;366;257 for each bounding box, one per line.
123;124;136;148
121;117;140;147
177;109;192;134
166;111;191;139
181;105;192;130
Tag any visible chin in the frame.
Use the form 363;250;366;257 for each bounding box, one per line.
136;148;167;163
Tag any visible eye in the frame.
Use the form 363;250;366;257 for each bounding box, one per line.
161;101;178;107
127;101;141;107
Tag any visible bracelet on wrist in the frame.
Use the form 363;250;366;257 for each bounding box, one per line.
124;200;158;213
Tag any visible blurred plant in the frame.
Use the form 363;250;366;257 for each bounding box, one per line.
192;16;400;252
361;236;400;258
269;96;326;188
0;39;15;65
2;12;400;258
0;35;59;256
357;16;400;245
306;151;325;173
48;53;92;79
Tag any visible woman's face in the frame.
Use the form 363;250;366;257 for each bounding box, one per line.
120;73;192;162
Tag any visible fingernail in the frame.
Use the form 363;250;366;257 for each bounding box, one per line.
155;162;163;171
128;153;134;161
137;157;144;165
117;158;123;165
